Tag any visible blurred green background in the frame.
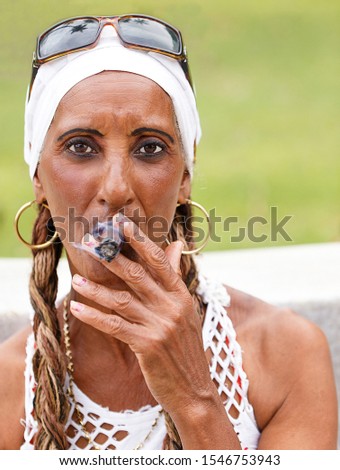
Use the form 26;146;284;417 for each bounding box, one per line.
0;0;339;256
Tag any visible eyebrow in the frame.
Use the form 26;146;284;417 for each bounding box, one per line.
131;127;174;143
57;128;104;141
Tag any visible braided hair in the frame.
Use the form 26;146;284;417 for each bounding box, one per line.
30;202;204;449
163;202;205;450
30;205;70;449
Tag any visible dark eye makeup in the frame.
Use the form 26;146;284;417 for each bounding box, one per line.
65;137;98;157
135;138;167;158
63;135;169;160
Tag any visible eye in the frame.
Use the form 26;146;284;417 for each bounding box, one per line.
66;138;97;156
137;140;165;157
69;143;92;154
140;143;162;154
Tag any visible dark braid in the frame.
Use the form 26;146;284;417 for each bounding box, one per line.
163;201;205;450
29;205;70;449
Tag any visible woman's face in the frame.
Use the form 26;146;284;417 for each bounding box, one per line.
34;71;190;285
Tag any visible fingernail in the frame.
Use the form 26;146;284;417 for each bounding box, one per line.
70;300;84;312
73;274;87;286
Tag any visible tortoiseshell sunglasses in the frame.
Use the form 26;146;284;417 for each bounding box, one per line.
28;14;193;99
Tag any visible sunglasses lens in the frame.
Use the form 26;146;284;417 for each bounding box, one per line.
38;18;100;59
118;17;182;55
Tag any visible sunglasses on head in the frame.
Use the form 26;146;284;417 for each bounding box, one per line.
29;14;193;100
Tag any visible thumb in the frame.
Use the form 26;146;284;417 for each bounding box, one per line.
164;240;184;277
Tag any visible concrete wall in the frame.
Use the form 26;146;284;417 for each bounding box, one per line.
1;242;339;446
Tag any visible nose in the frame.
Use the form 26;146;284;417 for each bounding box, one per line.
96;154;135;213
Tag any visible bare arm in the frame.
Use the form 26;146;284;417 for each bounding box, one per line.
257;313;338;449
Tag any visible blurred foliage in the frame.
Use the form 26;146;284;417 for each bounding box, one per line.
0;0;339;256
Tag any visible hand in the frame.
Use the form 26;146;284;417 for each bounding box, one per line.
70;216;214;414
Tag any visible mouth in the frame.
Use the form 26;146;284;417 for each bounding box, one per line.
84;214;149;261
71;211;164;265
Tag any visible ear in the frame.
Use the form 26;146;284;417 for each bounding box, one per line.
177;169;191;204
33;169;46;204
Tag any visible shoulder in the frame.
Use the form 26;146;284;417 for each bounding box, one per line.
225;286;338;448
225;284;330;354
0;325;32;449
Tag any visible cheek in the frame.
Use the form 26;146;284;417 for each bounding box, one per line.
37;161;98;246
144;157;183;199
140;163;184;240
38;158;96;211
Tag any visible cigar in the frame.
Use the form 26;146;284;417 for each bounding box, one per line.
78;217;125;262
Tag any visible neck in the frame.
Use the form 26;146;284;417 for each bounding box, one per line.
60;290;156;411
59;291;137;375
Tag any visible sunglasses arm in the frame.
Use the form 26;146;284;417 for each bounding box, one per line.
28;62;39;101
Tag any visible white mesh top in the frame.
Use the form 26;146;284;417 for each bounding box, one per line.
21;273;260;450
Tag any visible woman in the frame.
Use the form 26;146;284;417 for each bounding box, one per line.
0;15;337;450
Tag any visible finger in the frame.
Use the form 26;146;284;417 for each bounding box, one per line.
119;216;185;292
71;274;151;323
164;241;183;278
70;300;135;344
81;215;183;295
81;244;165;301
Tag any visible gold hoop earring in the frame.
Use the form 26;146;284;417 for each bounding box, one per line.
166;199;211;255
14;200;59;250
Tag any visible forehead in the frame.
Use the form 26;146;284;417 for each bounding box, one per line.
54;71;176;129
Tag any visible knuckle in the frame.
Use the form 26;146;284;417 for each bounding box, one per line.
161;320;179;343
169;296;194;324
171;309;185;327
114;291;133;310
167;274;183;291
147;331;166;352
89;281;103;300
159;316;180;341
149;243;166;264
126;262;147;283
106;316;124;336
149;247;172;273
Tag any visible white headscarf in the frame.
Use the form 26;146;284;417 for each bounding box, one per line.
24;25;201;180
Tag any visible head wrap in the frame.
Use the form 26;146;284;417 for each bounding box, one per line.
24;25;201;180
